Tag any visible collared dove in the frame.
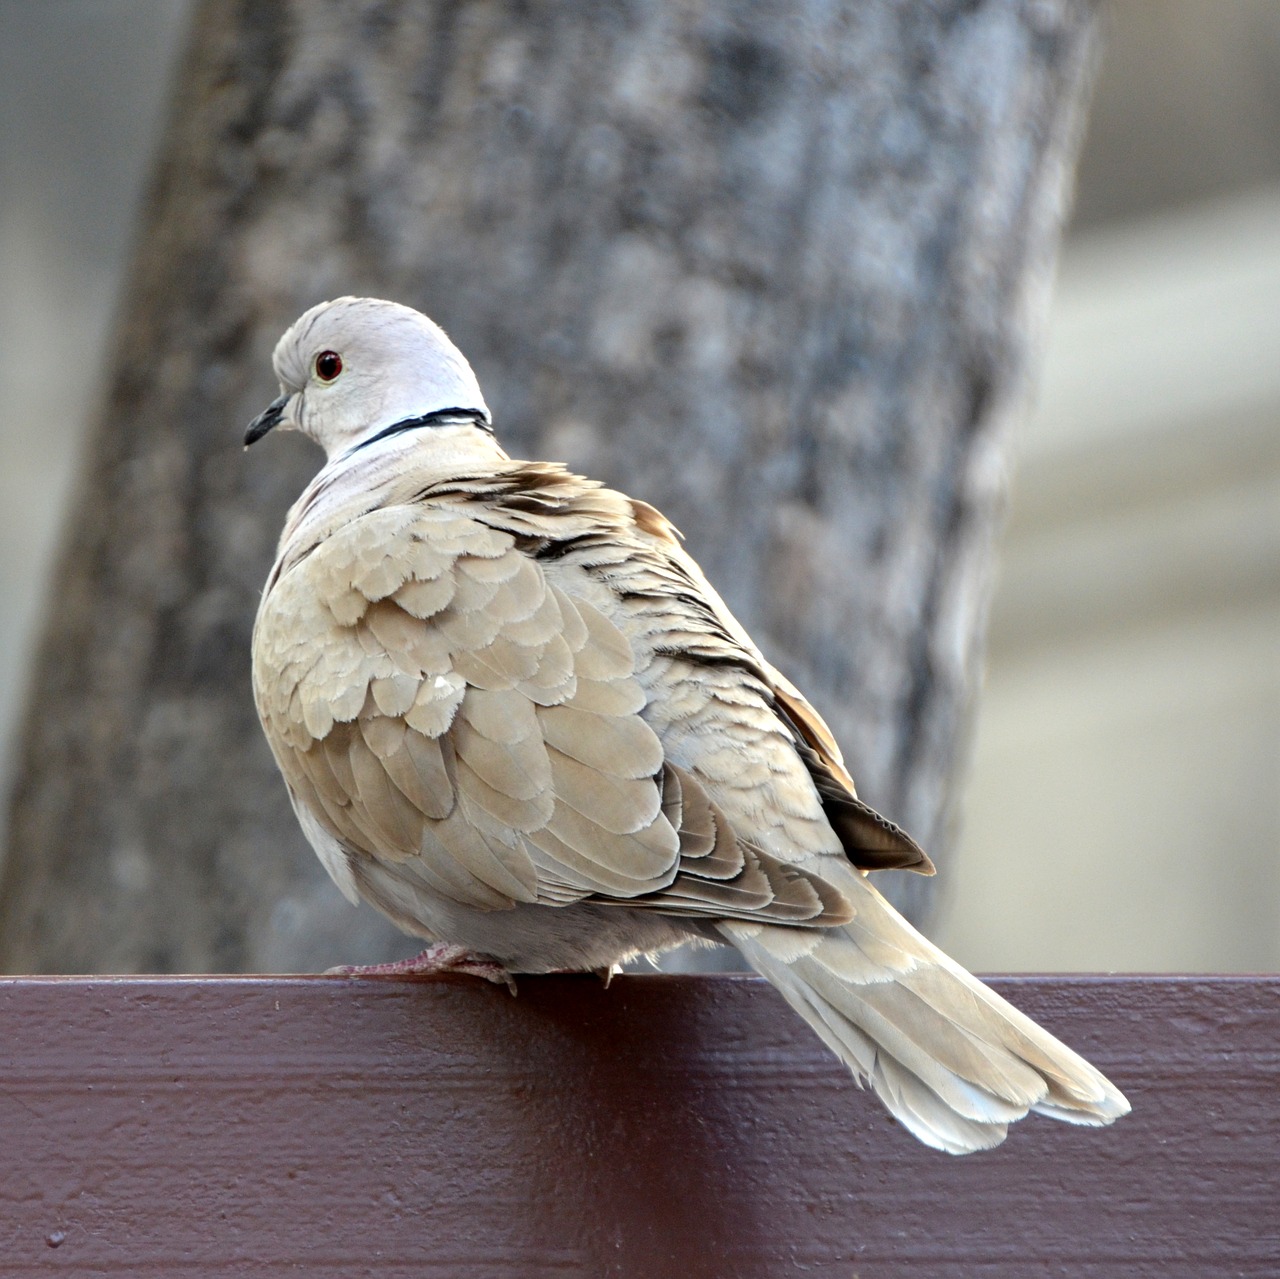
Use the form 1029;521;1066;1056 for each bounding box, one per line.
246;297;1129;1153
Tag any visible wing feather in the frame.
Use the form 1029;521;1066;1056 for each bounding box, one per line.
255;478;856;929
538;703;664;778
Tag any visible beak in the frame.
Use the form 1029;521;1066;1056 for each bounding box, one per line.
244;393;291;447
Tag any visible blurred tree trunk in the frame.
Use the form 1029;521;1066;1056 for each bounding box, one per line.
0;0;1098;973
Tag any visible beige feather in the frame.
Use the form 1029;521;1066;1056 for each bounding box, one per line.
453;715;552;801
549;586;589;652
571;603;635;680
460;686;540;744
435;600;508;651
364;601;452;673
529;810;679;896
547;748;662;836
423;808;539;905
452;637;540;689
447;568;501;615
455;551;524;584
563;675;646;717
538;703;664;778
393;573;457;620
403;672;466;738
455;754;555;833
359;714;406;759
378;732;454;821
519;632;576;694
345;732;422;858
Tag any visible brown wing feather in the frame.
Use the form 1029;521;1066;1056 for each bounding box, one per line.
771;678;934;875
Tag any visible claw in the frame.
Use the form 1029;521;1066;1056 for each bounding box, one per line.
327;942;517;995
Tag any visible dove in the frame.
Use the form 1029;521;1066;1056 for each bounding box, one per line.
246;297;1130;1153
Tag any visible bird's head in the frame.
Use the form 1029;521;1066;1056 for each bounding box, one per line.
244;297;491;460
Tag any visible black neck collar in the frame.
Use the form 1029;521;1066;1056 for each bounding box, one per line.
346;407;492;457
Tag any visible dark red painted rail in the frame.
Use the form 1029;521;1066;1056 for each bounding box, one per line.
0;974;1274;1276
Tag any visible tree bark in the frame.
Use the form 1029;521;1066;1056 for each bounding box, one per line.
0;0;1099;973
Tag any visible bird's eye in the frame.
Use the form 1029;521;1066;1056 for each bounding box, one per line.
315;350;343;382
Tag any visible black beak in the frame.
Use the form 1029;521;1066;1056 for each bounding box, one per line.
244;394;290;447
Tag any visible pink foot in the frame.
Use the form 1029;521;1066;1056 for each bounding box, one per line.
327;942;517;993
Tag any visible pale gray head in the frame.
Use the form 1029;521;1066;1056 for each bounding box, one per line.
244;297;491;460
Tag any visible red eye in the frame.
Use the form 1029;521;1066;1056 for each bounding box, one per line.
315;350;343;382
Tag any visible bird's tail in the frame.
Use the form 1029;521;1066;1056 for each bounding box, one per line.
719;874;1130;1154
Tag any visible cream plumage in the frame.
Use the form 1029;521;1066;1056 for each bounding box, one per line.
246;297;1129;1154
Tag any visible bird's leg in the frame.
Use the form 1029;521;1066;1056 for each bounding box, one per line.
328;942;517;993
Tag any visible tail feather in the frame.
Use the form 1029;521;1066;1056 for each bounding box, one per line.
720;874;1130;1154
896;962;1122;1115
873;1059;1012;1154
804;959;1042;1121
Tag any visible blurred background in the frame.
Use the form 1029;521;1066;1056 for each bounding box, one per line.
1;0;1276;973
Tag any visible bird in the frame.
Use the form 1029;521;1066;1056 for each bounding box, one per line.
245;296;1129;1154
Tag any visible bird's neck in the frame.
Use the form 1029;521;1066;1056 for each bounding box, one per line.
273;422;510;578
335;408;494;461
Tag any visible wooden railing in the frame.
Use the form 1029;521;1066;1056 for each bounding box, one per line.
0;974;1274;1275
